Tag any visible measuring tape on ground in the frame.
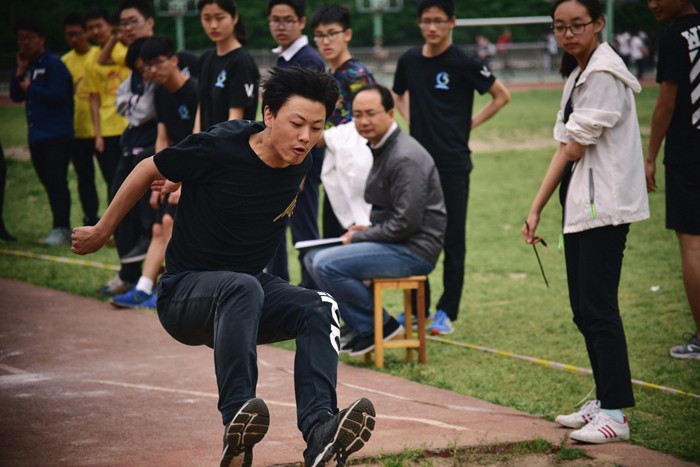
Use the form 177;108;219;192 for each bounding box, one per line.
1;248;119;271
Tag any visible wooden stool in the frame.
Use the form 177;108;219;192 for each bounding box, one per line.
364;275;427;368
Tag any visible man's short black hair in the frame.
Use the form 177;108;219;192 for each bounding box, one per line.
417;0;454;18
14;18;45;37
309;4;351;31
64;13;86;29
267;0;305;18
352;83;394;112
85;7;111;23
125;37;149;70
262;66;339;118
140;36;176;61
118;0;153;19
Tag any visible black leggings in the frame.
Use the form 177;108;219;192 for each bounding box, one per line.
29;137;72;229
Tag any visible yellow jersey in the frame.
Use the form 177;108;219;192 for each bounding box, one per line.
62;46;100;139
83;42;130;138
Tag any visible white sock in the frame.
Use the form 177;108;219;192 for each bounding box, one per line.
135;276;154;295
600;408;625;423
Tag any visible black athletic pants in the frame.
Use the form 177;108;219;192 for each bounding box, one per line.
564;224;635;409
157;271;340;438
71;138;99;224
29;137;72;229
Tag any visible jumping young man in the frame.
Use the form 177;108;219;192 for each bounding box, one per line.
72;66;375;467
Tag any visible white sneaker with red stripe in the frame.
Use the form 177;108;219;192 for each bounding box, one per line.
555;400;600;428
569;411;629;444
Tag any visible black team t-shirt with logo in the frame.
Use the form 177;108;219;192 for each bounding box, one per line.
154;77;199;145
393;45;496;171
153;120;312;275
197;47;260;130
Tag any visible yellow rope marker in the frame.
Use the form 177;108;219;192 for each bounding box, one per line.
1;249;119;272
427;335;700;399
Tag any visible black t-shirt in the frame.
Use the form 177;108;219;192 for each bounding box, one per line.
176;50;200;79
154;77;199;145
198;47;260;130
393;45;496;170
657;13;700;165
153;120;312;275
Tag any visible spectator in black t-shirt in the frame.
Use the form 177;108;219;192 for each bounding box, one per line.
72;66;376;467
194;0;260;132
646;0;700;359
110;36;198;311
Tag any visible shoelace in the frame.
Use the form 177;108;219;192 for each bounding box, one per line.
577;400;600;416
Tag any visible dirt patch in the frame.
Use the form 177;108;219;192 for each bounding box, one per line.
4;146;29;161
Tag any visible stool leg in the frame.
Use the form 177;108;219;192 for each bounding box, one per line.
403;289;413;362
417;281;427;364
373;283;384;368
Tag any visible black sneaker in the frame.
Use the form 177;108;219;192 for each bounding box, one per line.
220;398;270;467
349;317;403;357
303;398;376;467
120;235;151;264
339;329;358;354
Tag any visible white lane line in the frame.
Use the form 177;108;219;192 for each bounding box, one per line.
0;363;28;374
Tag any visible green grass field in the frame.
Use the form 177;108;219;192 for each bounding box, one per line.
1;86;699;463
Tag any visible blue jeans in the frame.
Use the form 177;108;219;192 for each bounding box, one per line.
305;242;434;336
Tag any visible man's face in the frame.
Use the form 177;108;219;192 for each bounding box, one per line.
86;18;111;46
269;4;305;51
120;8;154;45
417;6;455;47
648;0;689;22
264;95;326;168
312;22;351;63
143;54;178;85
352;89;394;146
64;24;89;51
17;29;45;60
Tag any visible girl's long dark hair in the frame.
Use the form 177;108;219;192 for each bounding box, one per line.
197;0;248;46
551;0;603;77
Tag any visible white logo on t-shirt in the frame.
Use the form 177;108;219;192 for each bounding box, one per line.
244;83;255;98
434;72;450;90
480;65;492;78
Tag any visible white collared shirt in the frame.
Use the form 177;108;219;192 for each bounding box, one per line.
271;35;310;62
370;122;399;150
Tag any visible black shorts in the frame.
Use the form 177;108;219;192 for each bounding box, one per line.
154;194;177;225
665;163;700;235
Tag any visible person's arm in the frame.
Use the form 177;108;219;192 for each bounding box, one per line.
155;122;171;154
392;90;410;125
522;142;569;244
193;105;201;133
97;32;119;65
471;79;510;129
89;93;104;153
72;157;162;255
228;107;244;121
9;53;30;102
646;80;678;192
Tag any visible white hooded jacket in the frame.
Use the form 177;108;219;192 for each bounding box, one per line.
554;42;650;233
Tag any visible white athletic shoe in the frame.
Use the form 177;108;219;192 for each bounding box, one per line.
569;411;629;444
555;400;600;428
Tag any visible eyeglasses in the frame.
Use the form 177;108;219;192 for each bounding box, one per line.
418;18;450;27
18;34;40;43
268;16;299;29
142;57;171;71
313;29;346;43
120;17;144;29
351;109;385;120
551;20;594;36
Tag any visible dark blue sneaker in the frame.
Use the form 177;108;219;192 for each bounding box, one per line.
110;288;154;309
429;309;454;335
220;398;270;467
396;311;432;330
304;398;375;466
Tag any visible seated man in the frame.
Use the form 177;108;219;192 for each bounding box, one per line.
305;83;447;357
72;66;375;467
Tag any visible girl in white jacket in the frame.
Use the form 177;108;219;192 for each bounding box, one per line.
522;0;649;444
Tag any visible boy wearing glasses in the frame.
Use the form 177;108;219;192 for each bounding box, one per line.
309;4;375;241
392;0;510;335
265;0;326;288
109;36;199;310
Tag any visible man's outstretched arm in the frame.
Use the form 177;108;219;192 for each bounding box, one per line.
72;157;163;255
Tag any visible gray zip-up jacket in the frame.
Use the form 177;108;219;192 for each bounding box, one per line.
350;126;446;264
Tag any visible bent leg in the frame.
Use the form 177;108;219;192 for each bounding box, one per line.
255;273;340;437
157;271;265;425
